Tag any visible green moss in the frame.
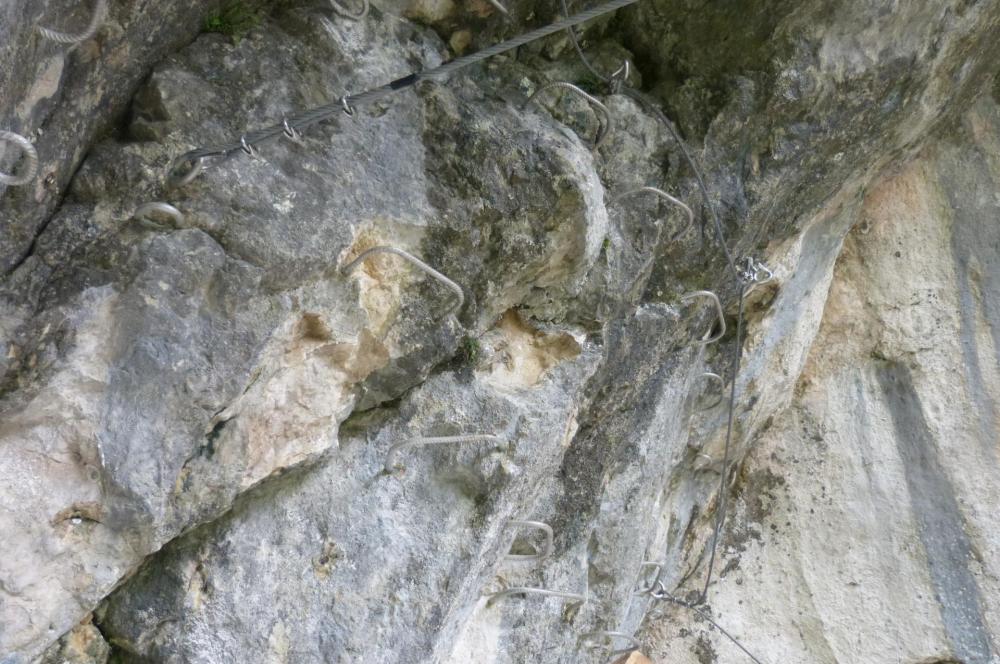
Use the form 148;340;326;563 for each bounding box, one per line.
460;335;481;365
203;1;267;41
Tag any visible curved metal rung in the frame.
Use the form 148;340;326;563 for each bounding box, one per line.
37;0;107;44
696;372;725;410
558;0;631;92
695;452;720;473
486;0;509;14
384;434;503;472
613;186;694;242
505;520;555;562
329;0;369;20
607;60;631;92
486;586;586;606
0;131;39;186
633;560;664;595
341;245;465;317
579;631;641;653
166;155;206;189
681;290;726;345
522;81;612;150
133;202;184;228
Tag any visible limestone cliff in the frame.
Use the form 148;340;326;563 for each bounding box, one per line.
1;1;998;662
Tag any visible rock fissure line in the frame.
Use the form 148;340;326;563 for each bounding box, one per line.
4;0;1000;662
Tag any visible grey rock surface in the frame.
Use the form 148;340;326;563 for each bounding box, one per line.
643;94;1000;664
0;0;998;662
0;0;230;273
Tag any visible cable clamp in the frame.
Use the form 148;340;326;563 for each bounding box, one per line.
741;257;773;286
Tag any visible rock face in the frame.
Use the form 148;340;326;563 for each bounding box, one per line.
643;95;1000;664
0;0;227;273
1;0;998;663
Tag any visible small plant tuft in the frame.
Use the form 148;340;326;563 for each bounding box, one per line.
203;1;267;42
460;335;481;365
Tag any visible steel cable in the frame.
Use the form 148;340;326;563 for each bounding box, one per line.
651;585;766;664
168;0;640;186
557;0;747;606
37;0;107;44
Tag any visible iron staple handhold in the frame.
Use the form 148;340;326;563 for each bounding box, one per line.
697;372;725;410
133;202;184;228
165;155;206;190
485;586;586;606
384;434;503;472
613;186;695;242
681;290;726;345
579;631;641;653
523;81;612;150
486;0;509;14
505;520;555;562
341;245;464;317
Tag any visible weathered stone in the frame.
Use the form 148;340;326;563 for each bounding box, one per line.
0;0;230;274
0;0;998;662
34;619;108;664
642;94;1000;664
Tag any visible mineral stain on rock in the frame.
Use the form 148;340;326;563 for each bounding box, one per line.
479;309;582;389
877;362;997;664
4;0;1000;662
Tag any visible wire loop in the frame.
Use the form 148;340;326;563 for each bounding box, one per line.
37;0;107;44
0;131;39;186
634;560;665;595
329;0;369;20
696;372;725;410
